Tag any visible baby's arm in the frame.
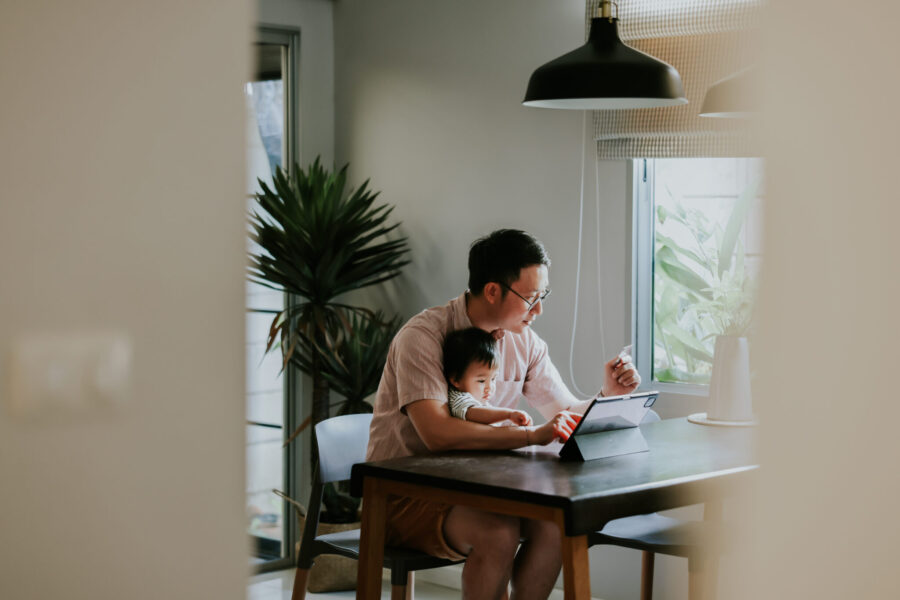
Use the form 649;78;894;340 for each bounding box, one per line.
448;390;533;425
465;406;533;426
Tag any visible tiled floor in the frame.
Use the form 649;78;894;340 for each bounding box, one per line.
247;569;461;600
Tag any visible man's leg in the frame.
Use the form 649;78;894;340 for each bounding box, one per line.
510;518;563;600
443;505;521;600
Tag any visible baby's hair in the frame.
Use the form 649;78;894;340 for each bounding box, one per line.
442;327;498;384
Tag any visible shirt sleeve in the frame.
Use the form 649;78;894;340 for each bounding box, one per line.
521;333;581;419
447;389;482;420
392;324;449;411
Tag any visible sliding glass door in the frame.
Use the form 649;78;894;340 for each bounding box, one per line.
245;25;301;572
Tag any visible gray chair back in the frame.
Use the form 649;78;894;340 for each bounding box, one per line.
314;413;374;484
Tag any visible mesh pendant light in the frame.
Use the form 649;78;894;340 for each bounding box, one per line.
700;67;757;118
523;1;687;110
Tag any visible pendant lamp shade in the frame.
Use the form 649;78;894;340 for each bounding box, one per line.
523;17;687;110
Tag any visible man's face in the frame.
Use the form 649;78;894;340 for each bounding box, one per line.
496;264;549;334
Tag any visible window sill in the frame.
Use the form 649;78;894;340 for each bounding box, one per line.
640;383;710;419
645;382;708;397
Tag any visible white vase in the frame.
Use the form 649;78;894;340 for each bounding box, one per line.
707;335;753;422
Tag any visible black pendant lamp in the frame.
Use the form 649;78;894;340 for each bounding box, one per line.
523;1;687;109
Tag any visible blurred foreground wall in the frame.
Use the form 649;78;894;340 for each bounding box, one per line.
0;1;252;598
732;1;900;598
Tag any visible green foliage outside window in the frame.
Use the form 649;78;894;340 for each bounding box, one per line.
653;180;759;384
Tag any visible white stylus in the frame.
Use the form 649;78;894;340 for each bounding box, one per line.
614;344;633;368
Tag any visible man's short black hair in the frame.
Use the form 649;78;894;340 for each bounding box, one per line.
442;327;498;384
467;229;550;296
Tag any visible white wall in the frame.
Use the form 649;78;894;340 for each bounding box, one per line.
333;1;691;598
0;1;250;598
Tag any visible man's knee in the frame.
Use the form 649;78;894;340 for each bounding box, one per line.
445;506;520;556
522;518;562;547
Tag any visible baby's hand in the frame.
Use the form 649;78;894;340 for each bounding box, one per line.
530;411;582;445
550;411;581;442
508;410;533;426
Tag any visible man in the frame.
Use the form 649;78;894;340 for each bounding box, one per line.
368;229;640;599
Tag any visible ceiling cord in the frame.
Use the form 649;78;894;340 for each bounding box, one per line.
594;147;608;363
568;111;610;399
568;111;591;399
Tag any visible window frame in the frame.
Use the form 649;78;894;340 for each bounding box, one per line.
249;24;303;575
631;159;710;399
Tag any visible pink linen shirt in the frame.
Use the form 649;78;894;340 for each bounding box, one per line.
367;292;578;461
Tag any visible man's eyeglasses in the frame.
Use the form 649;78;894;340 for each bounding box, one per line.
500;283;551;310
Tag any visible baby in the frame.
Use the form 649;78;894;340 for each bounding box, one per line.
442;327;533;426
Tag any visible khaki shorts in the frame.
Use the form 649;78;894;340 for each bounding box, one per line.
384;496;467;561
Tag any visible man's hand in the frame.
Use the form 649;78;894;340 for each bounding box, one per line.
601;352;641;397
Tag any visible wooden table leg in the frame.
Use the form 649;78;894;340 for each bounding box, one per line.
357;478;387;599
560;532;591;600
640;551;655;600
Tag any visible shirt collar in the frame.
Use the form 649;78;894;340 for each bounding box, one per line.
451;291;474;329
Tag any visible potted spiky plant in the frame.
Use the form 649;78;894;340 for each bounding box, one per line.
247;157;409;519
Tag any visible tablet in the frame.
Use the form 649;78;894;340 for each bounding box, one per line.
559;391;658;460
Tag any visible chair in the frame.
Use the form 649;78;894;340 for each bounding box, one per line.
588;410;723;600
290;413;463;600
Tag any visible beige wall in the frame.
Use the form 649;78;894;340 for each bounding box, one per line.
728;0;900;598
0;1;251;598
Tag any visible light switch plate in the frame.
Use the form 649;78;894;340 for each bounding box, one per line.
7;331;133;418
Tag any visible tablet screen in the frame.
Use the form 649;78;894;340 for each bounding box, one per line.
570;391;658;436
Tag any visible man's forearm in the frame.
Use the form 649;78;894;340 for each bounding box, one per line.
429;417;530;451
407;399;530;451
567;397;594;415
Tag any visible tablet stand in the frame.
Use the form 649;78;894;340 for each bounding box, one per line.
559;426;649;461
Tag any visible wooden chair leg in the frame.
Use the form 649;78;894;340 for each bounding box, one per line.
406;571;414;600
640;551;655;600
290;567;309;600
391;583;407;600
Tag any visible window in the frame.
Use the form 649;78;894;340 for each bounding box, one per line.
245;26;301;573
633;158;764;391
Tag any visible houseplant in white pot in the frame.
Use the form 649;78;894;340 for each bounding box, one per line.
690;269;757;425
651;173;760;425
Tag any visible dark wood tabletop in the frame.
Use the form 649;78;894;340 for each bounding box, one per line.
351;417;757;535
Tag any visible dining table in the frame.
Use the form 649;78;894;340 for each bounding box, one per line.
350;417;757;599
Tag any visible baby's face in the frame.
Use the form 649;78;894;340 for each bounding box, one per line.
453;361;499;402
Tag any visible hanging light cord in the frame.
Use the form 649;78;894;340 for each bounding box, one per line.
568;111;610;399
568;111;591;398
594;147;608;363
